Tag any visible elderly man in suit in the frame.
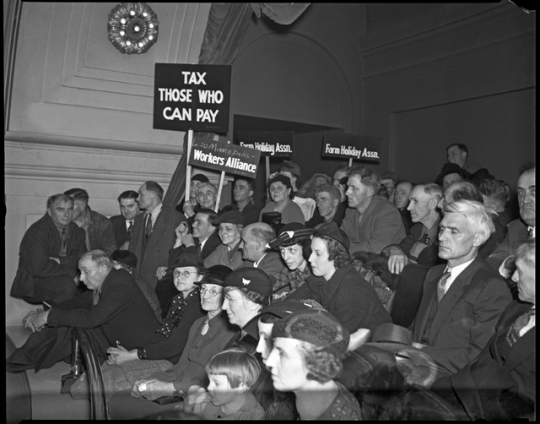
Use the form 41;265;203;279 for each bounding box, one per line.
341;165;406;254
10;193;87;304
431;239;535;421
7;250;164;373
488;163;535;278
411;199;512;377
238;222;285;282
129;181;186;290
110;190;141;250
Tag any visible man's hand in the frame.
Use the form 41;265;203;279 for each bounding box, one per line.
49;257;61;264
24;310;49;333
137;379;176;401
388;251;409;274
181;233;195;248
499;255;515;279
347;328;371;352
156;266;167;280
412;342;426;349
183;202;195;218
173;222;189;248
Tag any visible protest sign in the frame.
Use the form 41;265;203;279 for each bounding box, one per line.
237;131;294;157
153;64;231;133
189;136;261;179
322;132;381;162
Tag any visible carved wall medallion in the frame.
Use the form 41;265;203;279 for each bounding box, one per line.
108;2;159;54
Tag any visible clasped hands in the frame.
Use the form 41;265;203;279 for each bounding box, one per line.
130;378;177;401
106;341;138;365
22;309;49;333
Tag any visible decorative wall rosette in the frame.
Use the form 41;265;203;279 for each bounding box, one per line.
108;3;159;54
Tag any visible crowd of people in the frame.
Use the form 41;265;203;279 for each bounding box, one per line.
7;143;535;421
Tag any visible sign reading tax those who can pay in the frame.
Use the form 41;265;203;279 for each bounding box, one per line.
153;63;231;133
189;136;261;179
237;131;294;157
322;132;381;162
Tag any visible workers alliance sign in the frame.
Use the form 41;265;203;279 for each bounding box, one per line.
153;64;231;133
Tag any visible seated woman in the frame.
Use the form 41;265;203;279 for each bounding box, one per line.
70;253;206;400
268;222;315;300
260;174;305;225
266;309;362;420
107;265;237;419
203;210;245;270
286;221;392;335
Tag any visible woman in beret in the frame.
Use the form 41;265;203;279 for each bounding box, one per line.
266;309;361;420
287;222;392;335
268;223;315;300
260;173;305;225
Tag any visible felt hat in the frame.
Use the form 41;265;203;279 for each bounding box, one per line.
310;173;331;185
259;298;325;320
268;222;315;249
191;174;209;183
313;221;350;252
380;171;399;182
111;250;138;269
194;265;232;286
435;163;471;186
167;252;204;270
223;268;273;300
272;309;350;358
268;174;292;189
214;210;244;226
469;168;496;187
367;323;414;352
280;160;301;178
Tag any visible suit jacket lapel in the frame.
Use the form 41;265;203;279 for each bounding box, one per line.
414;267;444;339
505;327;535;371
429;258;482;339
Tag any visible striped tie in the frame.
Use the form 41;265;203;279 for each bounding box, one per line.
436;271;451;303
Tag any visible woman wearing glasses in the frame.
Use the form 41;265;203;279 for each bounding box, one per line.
71;253;207;401
107;265;238;419
259;174;305;225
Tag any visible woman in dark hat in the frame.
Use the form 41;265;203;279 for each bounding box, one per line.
266;309;362;420
260;173;305;225
287;222;392;335
107;265;238;419
71;253;206;401
268;223;315;300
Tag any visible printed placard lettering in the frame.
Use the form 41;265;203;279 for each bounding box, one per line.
237;131;294;157
322;132;381;162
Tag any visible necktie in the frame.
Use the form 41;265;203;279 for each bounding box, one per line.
528;226;535;239
423;233;432;246
145;213;153;238
92;290;100;306
436;271;451;303
61;228;68;249
127;220;134;236
506;308;535;347
201;318;210;335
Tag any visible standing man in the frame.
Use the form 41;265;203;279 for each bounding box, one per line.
341;165;406;254
239;222;285;281
384;184;443;274
10;194;87;304
129;181;186;290
411;200;512;376
380;171;399;203
221;178;260;226
488;163;535;277
446;143;483;174
110;190;141;250
64;188;117;256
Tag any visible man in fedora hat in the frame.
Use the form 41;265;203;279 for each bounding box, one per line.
411;200;512;377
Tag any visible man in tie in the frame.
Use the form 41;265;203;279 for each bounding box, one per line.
110;190;141;250
10;193;87;304
430;239;535;421
411;199;512;377
488;163;535;278
383;183;444;274
129;181;186;291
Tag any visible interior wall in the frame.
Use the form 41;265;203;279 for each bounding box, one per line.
4;2;213;325
361;2;535;184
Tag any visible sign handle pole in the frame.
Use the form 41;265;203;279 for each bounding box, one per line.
185;129;193;208
215;171;225;213
348;158;353;167
265;157;270;181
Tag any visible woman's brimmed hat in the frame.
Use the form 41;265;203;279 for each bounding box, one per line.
313;221;350;252
111;250;138;269
167;252;204;270
268;174;292;189
272;309;350;358
268;222;315;249
194;265;232;286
